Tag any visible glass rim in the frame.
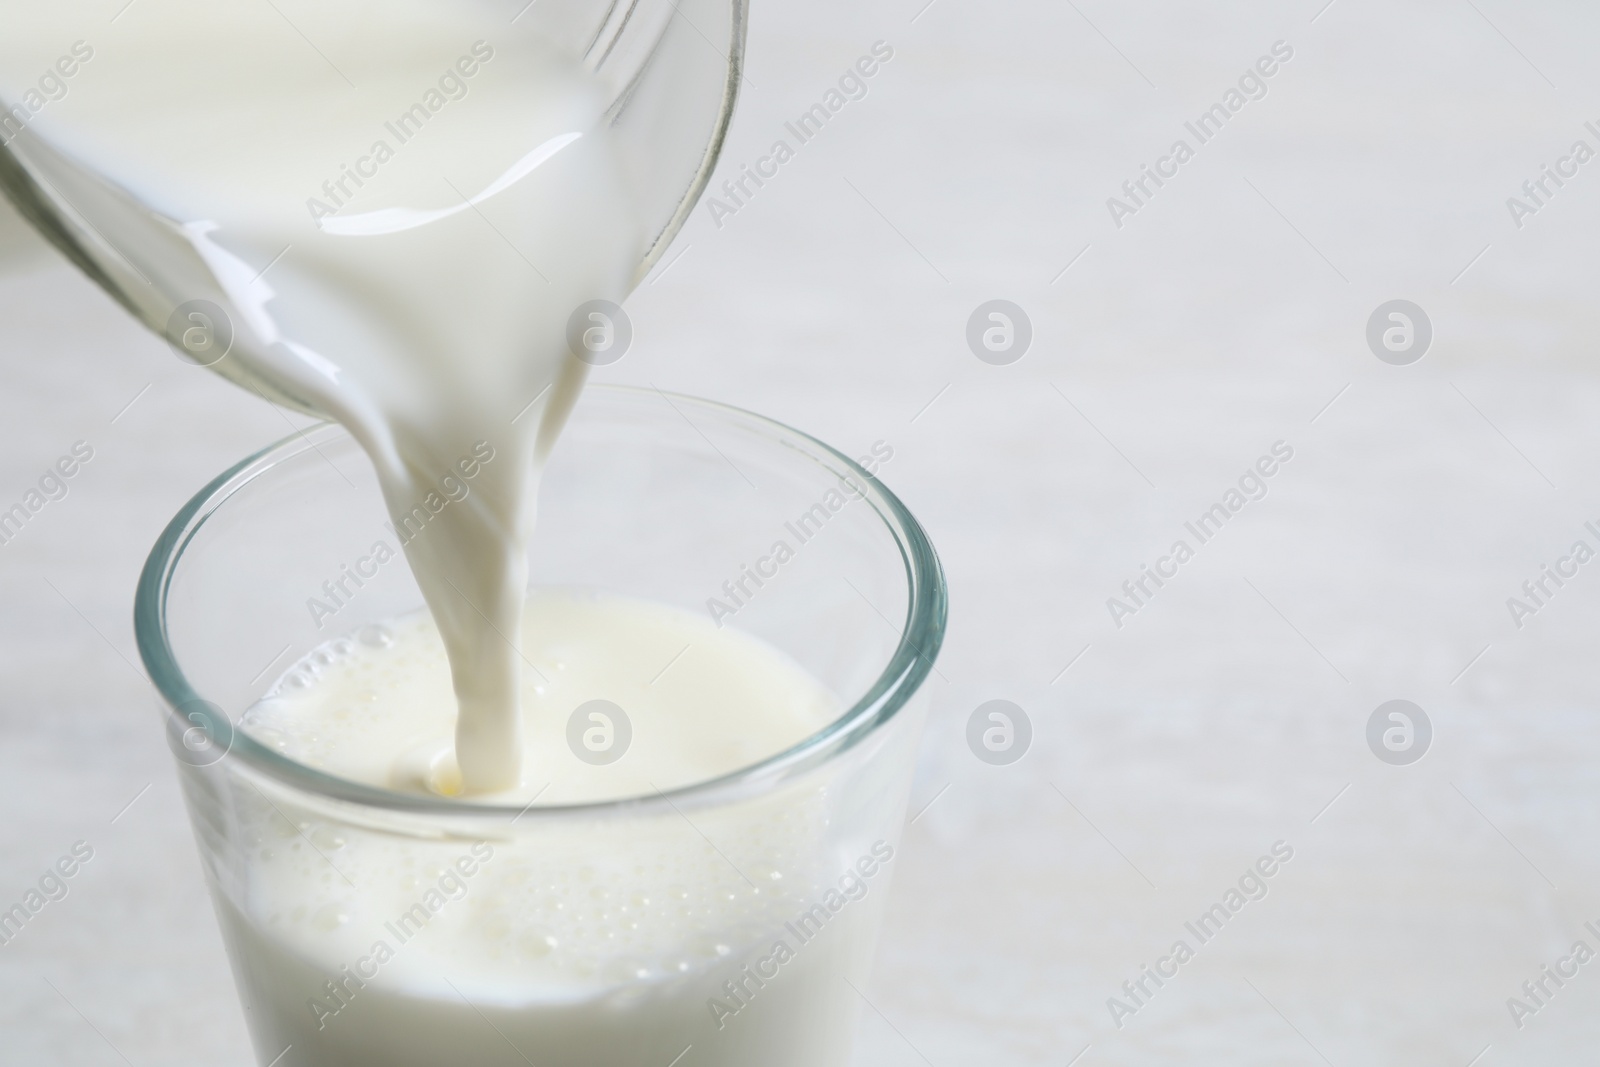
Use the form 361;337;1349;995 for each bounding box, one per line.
134;384;947;822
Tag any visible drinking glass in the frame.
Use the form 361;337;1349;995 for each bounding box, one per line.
135;385;946;1066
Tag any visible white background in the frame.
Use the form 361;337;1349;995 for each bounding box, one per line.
3;0;1600;1064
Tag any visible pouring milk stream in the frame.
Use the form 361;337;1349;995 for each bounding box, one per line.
0;0;660;792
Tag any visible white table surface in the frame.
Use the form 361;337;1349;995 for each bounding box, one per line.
3;1;1600;1064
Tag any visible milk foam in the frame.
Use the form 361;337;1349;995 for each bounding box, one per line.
221;593;897;1067
244;588;838;804
241;592;843;993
